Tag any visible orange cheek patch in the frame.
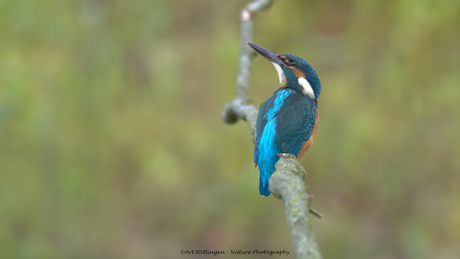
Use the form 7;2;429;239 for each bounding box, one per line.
290;66;306;79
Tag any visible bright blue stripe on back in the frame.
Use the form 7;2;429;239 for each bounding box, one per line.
257;120;278;196
264;89;292;120
257;89;293;196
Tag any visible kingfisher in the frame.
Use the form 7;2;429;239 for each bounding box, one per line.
248;42;321;197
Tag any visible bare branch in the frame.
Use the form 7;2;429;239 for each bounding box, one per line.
270;154;323;259
221;1;322;258
222;98;258;143
221;0;274;130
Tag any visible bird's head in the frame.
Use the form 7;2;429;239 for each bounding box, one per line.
248;42;321;99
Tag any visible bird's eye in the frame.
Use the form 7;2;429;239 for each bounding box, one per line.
288;61;296;66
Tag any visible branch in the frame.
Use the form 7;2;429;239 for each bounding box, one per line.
270;154;322;259
221;1;322;258
221;0;273;143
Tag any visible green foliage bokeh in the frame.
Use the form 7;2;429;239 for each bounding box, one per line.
1;0;460;258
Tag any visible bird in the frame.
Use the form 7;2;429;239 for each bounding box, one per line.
248;42;321;197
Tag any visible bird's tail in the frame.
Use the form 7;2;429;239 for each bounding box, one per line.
258;157;278;197
259;176;271;196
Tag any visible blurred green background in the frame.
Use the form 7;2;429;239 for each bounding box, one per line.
1;0;460;258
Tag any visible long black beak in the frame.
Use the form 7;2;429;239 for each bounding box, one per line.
247;42;283;65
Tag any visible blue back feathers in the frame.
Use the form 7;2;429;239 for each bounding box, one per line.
254;88;316;196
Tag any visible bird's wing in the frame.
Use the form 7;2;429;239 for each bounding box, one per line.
274;93;316;156
253;94;277;166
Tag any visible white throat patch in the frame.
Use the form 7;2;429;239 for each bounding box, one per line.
298;77;315;99
271;62;286;85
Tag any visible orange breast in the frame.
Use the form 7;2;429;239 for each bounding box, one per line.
297;102;319;160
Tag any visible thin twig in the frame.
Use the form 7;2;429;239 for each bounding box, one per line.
309;207;323;219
